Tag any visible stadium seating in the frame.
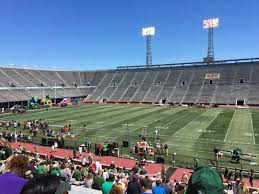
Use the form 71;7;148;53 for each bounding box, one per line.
1;59;259;106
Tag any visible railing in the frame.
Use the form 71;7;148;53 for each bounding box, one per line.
117;57;259;70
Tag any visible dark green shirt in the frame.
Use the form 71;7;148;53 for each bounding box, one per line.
37;165;46;174
93;175;104;190
73;170;82;181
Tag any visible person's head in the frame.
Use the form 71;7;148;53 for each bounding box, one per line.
186;166;225;194
142;179;153;191
109;174;115;182
5;154;29;177
156;179;162;186
0;138;13;160
20;174;71;194
86;173;93;180
133;173;139;181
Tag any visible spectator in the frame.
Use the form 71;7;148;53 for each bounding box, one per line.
101;173;115;194
60;163;73;183
92;170;104;190
0;154;29;194
109;160;116;170
181;171;189;184
162;179;173;194
186;166;225;194
98;143;103;156
132;162;139;174
95;158;102;173
0;138;13;160
110;178;124;194
233;178;241;194
239;179;249;194
224;167;229;179
102;168;109;181
36;161;46;174
127;174;142;194
72;165;82;181
81;156;87;167
152;179;166;194
50;163;60;176
141;178;153;194
249;169;254;187
20;174;71;194
85;173;94;188
88;153;93;166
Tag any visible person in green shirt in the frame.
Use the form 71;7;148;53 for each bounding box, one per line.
92;170;104;190
140;168;147;175
132;162;139;174
50;163;60;176
37;162;46;174
101;174;115;194
72;166;82;181
102;144;107;155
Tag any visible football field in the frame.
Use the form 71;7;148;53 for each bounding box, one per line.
1;104;259;169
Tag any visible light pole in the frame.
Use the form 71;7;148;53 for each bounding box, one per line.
203;18;219;64
142;27;155;67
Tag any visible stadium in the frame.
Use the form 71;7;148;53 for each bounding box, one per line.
1;1;259;194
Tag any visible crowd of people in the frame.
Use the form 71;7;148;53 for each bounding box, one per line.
2;137;258;194
224;167;255;194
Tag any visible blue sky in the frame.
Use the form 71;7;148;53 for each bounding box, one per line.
0;0;258;70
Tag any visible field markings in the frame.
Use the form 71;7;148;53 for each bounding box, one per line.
161;112;193;134
191;109;222;139
113;108;185;133
250;112;256;144
85;108;186;141
173;109;210;136
223;110;254;145
224;109;236;142
89;107;172;130
86;132;259;156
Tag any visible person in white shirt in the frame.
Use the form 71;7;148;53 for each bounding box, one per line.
102;169;109;181
82;157;87;167
95;159;102;174
54;141;58;152
79;146;83;157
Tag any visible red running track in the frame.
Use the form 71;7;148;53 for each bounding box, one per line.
11;142;166;176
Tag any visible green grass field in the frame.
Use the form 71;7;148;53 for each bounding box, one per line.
1;104;259;170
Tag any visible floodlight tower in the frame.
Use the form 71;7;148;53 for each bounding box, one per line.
203;18;219;63
142;27;155;66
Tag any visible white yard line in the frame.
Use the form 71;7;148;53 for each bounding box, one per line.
193;110;222;139
174;109;210;136
250;113;256;144
224;109;236;142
